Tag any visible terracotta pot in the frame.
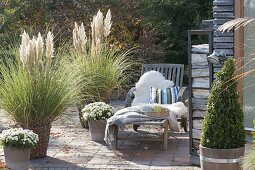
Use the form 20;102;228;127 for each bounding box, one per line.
21;124;51;159
88;120;107;142
4;147;31;170
199;145;244;170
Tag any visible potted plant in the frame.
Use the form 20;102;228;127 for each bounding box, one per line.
82;102;114;141
200;59;246;170
0;31;81;158
0;128;38;170
72;9;136;128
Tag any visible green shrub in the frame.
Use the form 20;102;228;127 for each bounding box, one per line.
201;59;245;149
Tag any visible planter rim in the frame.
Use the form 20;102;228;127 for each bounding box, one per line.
4;146;33;150
88;119;107;122
199;144;245;151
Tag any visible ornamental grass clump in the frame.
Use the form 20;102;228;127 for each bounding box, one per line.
201;59;245;149
82;102;114;121
72;9;137;103
0;30;81;128
0;128;38;149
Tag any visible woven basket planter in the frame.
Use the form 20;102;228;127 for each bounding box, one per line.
21;124;51;159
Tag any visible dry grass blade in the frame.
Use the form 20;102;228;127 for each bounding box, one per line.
218;17;255;32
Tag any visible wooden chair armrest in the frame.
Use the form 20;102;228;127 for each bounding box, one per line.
178;87;187;104
125;87;136;107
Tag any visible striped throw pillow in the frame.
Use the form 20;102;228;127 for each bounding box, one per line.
150;86;180;104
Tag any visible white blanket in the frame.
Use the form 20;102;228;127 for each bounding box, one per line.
104;102;187;144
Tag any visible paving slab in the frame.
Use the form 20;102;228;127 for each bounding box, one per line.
0;100;199;170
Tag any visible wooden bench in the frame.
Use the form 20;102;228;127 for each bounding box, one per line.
109;119;169;151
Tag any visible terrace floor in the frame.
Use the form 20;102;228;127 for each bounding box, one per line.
0;101;199;170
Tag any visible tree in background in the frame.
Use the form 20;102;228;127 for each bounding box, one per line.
0;0;212;64
0;0;141;49
140;0;212;64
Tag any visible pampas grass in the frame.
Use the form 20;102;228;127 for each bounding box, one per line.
218;17;255;32
71;9;137;103
0;31;81;127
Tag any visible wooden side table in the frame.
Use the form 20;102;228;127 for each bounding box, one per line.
109;119;169;151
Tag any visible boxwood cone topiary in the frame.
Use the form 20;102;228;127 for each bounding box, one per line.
201;59;245;149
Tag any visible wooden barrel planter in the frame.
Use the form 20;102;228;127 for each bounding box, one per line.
199;145;244;170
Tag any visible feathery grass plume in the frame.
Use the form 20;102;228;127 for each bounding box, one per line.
20;31;30;67
73;22;87;54
46;31;54;59
104;9;112;37
36;32;44;61
90;9;112;54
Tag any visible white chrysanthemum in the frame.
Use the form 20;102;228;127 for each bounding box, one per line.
0;128;38;148
82;102;115;121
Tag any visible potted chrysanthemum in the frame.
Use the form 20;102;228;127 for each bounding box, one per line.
82;102;114;141
0;128;38;170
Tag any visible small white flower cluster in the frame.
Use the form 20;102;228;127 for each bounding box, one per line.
0;128;39;149
82;102;115;121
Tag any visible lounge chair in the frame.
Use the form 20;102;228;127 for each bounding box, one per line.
107;64;188;151
125;64;188;132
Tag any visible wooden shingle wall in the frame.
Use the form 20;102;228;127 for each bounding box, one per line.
213;0;234;58
191;45;210;151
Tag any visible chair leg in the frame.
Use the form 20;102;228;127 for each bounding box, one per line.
163;125;169;151
133;124;140;131
110;125;118;150
181;116;188;132
113;125;118;149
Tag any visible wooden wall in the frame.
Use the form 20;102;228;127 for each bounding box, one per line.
213;0;234;57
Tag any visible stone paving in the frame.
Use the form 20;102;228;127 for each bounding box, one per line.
0;101;199;170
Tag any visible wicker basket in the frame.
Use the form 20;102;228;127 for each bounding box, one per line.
142;108;169;118
21;124;51;159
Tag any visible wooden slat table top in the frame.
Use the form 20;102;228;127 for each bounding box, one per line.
127;119;168;127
